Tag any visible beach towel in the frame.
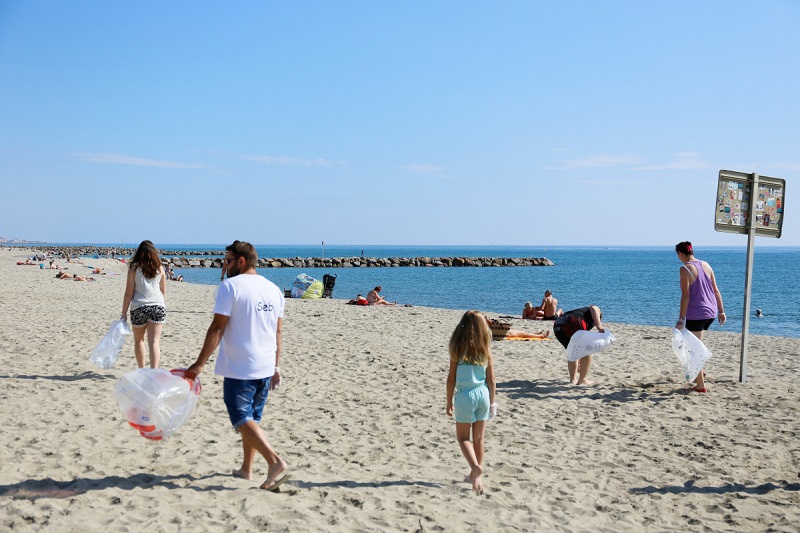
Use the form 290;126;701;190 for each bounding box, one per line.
505;336;550;341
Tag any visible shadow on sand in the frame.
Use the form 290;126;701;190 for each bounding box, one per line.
0;473;232;501
289;479;442;490
0;371;117;382
497;379;688;403
631;479;800;495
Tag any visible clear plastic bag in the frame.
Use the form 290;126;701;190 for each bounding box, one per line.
671;328;713;382
113;368;202;441
89;319;132;369
566;330;616;362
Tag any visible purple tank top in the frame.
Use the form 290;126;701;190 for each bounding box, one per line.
685;260;717;320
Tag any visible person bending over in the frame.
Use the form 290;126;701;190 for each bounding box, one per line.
553;306;605;385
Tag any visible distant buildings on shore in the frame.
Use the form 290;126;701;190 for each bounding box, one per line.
0;237;48;244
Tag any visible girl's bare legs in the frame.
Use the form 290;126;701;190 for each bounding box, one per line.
146;322;162;369
132;326;147;368
456;422;484;493
472;420;486;466
690;329;707;390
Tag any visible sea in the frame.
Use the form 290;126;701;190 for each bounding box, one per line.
162;244;798;339
25;243;800;338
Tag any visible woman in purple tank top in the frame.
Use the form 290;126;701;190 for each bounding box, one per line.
675;241;726;393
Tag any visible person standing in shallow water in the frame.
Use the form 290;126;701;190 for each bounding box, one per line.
121;240;166;369
675;241;726;393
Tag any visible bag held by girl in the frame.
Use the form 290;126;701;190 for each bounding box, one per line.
89;319;132;369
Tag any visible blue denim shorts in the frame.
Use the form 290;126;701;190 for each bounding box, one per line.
223;377;271;429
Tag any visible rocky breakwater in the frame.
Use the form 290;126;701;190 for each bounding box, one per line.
28;245;223;257
163;256;555;269
19;246;554;268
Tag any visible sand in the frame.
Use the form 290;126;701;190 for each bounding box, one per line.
0;248;798;532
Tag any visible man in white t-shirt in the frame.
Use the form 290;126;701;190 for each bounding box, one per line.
185;241;289;491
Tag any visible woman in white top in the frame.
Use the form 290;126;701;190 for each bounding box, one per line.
121;240;166;368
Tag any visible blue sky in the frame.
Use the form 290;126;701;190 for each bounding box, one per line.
1;1;798;246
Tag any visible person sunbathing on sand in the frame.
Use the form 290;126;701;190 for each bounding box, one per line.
488;318;549;339
367;286;396;306
56;271;73;279
508;328;549;339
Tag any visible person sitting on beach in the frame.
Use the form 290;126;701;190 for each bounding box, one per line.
522;302;537;319
165;264;183;282
534;290;563;320
553;306;605;385
347;294;369;305
367;286;396;306
446;310;497;494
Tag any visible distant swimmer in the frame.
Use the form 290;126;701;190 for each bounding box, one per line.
755;309;763;317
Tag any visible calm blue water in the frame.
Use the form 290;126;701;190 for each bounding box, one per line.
151;245;800;339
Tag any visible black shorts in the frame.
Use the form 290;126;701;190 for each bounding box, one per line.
553;326;570;349
685;318;714;332
130;305;166;327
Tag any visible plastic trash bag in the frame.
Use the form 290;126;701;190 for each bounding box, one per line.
89;319;132;369
113;368;202;441
671;328;713;382
566;330;616;362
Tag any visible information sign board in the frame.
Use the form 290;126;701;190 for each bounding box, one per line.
715;170;785;238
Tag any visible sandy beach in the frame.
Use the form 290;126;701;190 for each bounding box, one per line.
0;248;798;532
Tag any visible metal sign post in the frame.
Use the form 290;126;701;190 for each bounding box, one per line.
715;170;786;383
739;174;758;382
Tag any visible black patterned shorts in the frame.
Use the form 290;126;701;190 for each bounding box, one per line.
130;305;166;327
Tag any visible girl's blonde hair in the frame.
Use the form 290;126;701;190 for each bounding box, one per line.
449;310;491;365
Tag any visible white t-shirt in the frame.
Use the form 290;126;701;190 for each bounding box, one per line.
213;273;284;380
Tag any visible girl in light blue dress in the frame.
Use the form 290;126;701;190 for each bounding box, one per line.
446;310;496;494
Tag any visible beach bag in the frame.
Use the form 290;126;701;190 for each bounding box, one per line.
113;368;202;441
566;330;616;362
89;319;132;369
488;319;512;341
291;273;324;299
671;328;713;382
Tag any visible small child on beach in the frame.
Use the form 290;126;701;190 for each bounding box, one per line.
446;310;497;494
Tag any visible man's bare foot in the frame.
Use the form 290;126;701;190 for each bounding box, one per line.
539;330;550;338
469;464;483;494
259;459;290;491
232;468;251;480
576;379;595;386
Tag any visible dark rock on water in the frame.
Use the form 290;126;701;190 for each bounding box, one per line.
18;245;555;268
